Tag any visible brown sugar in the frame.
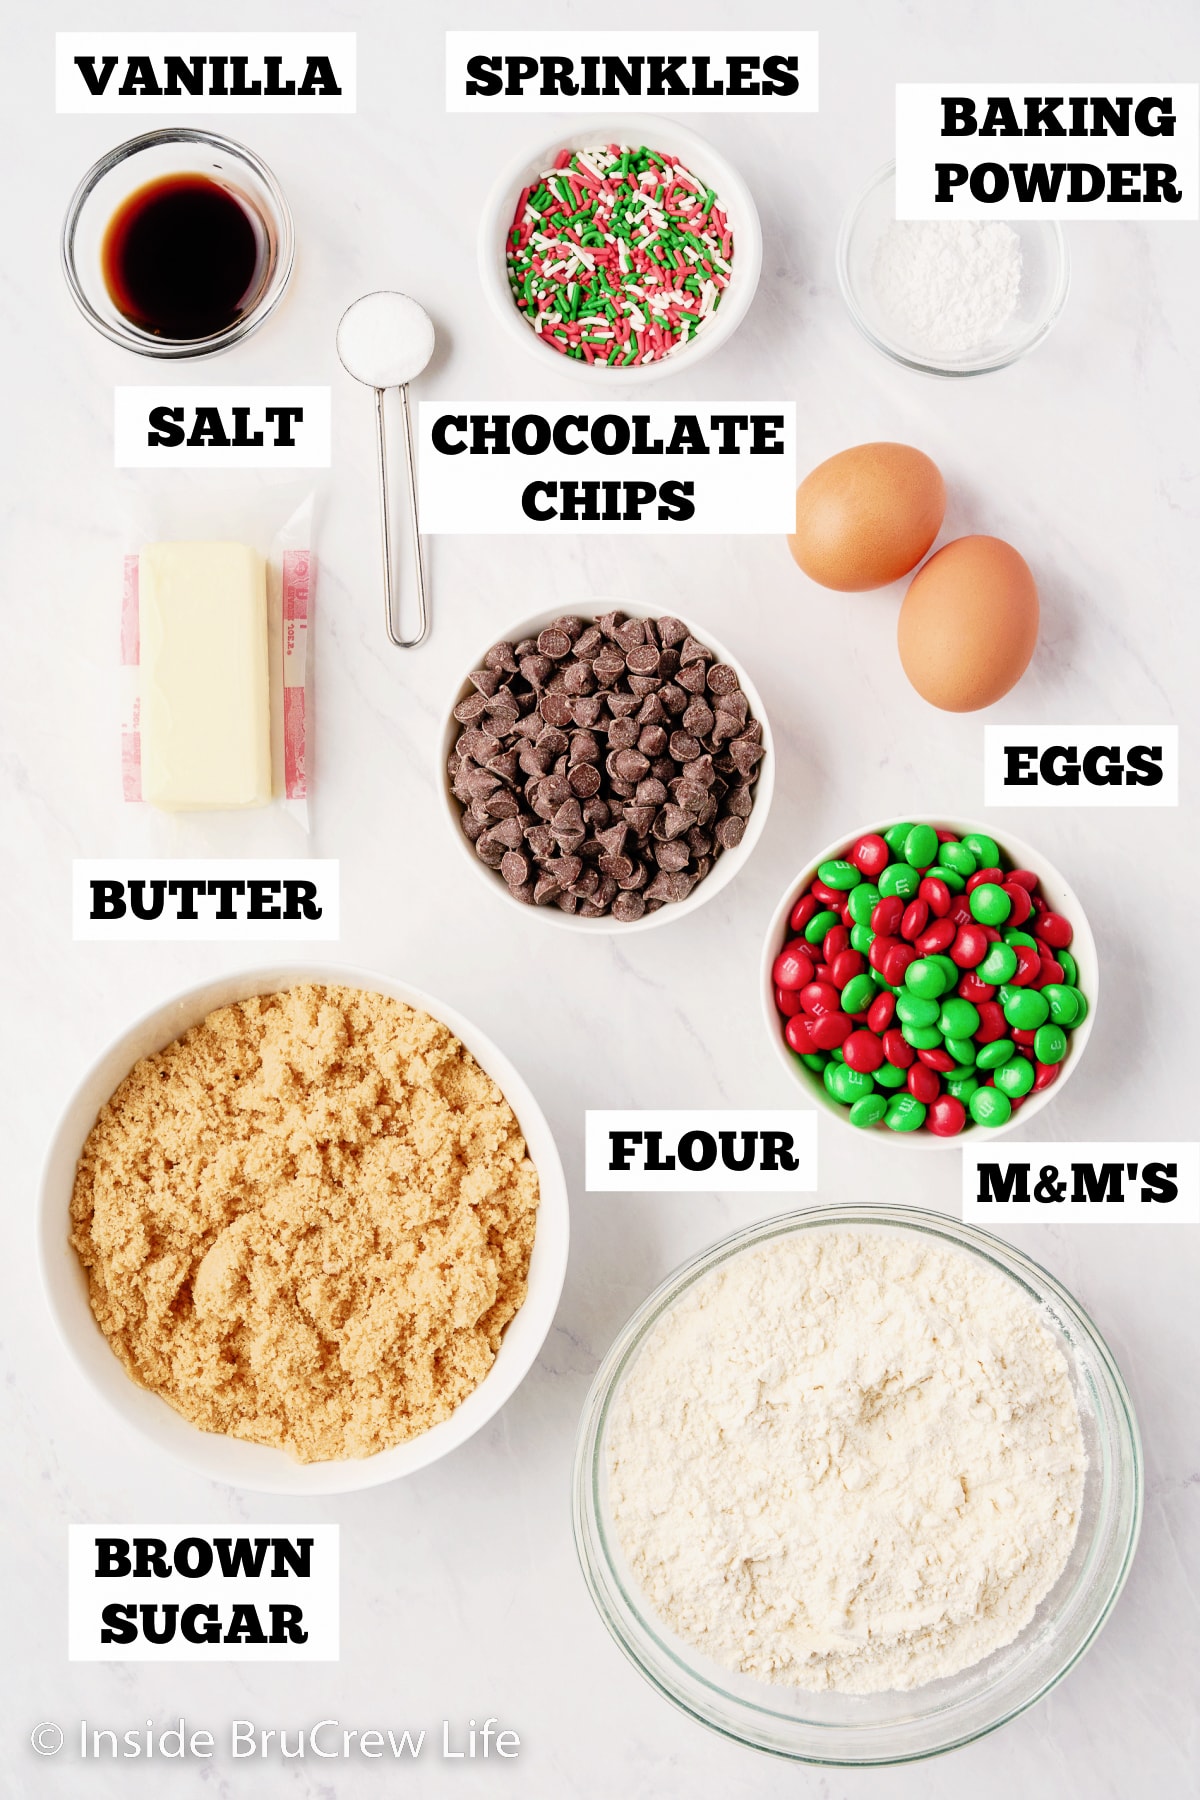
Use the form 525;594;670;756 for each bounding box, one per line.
69;984;540;1463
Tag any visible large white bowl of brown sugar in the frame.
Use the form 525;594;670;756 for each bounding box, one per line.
39;968;569;1494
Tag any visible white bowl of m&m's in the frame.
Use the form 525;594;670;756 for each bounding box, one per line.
761;818;1097;1144
478;116;762;382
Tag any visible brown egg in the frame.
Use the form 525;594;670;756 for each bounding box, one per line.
898;535;1039;712
788;443;946;591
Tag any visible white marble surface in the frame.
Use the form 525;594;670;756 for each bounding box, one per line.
3;0;1199;1794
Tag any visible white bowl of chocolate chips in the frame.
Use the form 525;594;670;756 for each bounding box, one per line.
441;603;774;932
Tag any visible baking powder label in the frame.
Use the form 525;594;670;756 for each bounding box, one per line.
55;33;355;113
445;31;818;113
962;1143;1200;1223
114;389;331;470
585;1110;817;1192
68;1527;339;1662
983;725;1179;806
419;406;796;534
896;83;1200;218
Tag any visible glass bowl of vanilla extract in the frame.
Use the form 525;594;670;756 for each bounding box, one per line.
62;128;295;357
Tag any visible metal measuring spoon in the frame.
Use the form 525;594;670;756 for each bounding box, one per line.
336;291;436;648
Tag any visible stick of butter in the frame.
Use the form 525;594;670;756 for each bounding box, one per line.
139;541;272;810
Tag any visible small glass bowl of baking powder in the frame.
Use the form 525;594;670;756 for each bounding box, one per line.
574;1205;1141;1765
837;162;1069;376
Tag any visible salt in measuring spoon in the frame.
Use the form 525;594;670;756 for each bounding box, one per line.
336;291;435;648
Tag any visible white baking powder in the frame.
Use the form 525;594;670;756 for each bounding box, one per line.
607;1229;1086;1693
872;221;1023;358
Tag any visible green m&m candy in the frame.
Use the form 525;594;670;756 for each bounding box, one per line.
939;997;980;1039
1003;987;1049;1031
902;1023;944;1049
970;882;1012;926
1041;983;1080;1026
849;1093;888;1128
841;973;877;1014
875;1061;907;1089
976;1039;1014;1071
970;1087;1012;1127
878;862;921;900
885;1094;927;1132
799;1052;828;1073
1059;949;1078;985
884;821;915;855
905;957;952;1000
994;1056;1035;1098
896;991;940;1027
946;1073;980;1105
944;1037;977;1066
818;859;861;890
962;832;1000;868
804;908;840;943
847;883;880;924
1034;1024;1068;1064
825;1061;875;1105
978;941;1018;984
850;922;875;953
904;823;939;870
937;839;976;878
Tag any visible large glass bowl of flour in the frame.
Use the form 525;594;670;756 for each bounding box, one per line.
837;162;1070;376
573;1205;1140;1764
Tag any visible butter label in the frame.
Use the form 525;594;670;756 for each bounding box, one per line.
73;860;339;942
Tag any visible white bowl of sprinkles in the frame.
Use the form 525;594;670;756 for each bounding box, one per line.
478;115;762;383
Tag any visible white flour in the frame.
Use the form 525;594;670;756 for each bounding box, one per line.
872;220;1022;357
607;1228;1086;1693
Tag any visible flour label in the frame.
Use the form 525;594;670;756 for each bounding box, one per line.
585;1110;817;1192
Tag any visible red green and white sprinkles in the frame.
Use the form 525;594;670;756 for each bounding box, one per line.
506;143;733;366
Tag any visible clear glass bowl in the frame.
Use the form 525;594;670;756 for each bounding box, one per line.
574;1205;1141;1765
837;162;1069;377
61;128;294;358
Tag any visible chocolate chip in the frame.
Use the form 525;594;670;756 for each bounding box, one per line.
569;763;602;798
452;612;762;919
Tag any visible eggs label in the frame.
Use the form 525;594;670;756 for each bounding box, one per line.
446;31;818;112
983;726;1179;806
896;83;1199;218
586;1111;817;1192
73;861;340;941
419;405;795;533
963;1144;1199;1225
68;1526;339;1661
55;33;355;113
114;389;331;469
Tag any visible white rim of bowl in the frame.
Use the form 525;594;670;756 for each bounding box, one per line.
760;817;1098;1146
573;1202;1142;1766
60;127;296;358
477;115;763;383
440;600;775;933
37;962;569;1494
835;160;1070;378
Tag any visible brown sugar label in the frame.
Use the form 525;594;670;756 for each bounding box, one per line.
68;1527;339;1661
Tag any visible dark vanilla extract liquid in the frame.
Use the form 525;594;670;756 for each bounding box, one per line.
101;173;268;340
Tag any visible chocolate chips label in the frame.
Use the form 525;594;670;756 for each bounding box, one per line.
68;1527;339;1662
586;1111;817;1192
896;83;1200;218
55;33;355;114
420;406;795;533
114;388;332;469
73;861;339;941
962;1142;1200;1223
445;31;818;113
983;725;1179;806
